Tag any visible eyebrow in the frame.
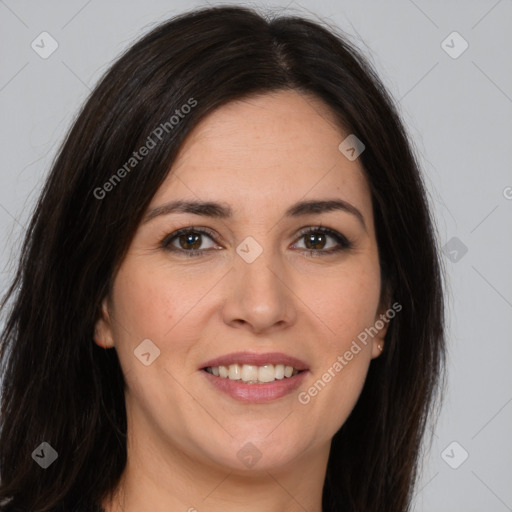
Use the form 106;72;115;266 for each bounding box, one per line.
143;198;366;230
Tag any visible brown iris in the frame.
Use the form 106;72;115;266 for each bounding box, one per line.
178;232;202;250
304;232;327;250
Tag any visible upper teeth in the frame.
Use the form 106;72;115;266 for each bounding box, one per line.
206;364;299;383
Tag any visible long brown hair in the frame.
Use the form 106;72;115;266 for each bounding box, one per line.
0;6;445;511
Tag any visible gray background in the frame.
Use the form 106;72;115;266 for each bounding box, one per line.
1;1;511;510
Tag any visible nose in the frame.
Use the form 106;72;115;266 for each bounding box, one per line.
221;242;297;334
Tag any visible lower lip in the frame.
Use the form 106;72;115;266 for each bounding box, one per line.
201;369;309;403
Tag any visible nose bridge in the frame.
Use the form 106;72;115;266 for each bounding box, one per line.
236;233;284;298
223;233;295;331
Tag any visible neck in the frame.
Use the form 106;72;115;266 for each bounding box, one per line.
102;422;329;512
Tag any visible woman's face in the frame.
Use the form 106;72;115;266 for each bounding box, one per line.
95;90;388;474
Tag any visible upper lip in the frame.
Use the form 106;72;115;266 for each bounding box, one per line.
200;351;309;371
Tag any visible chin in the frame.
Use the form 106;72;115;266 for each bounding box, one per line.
225;434;308;472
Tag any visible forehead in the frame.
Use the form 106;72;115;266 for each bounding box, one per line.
150;90;373;225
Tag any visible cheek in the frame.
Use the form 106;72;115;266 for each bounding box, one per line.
302;261;382;349
110;260;200;338
295;260;380;429
108;258;220;378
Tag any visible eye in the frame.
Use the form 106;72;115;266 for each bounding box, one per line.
292;226;353;256
160;225;353;258
161;227;220;257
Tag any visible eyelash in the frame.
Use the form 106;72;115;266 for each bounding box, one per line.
160;225;353;258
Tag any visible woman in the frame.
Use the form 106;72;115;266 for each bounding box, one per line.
0;5;445;512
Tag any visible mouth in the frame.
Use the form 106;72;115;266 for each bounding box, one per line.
199;352;309;402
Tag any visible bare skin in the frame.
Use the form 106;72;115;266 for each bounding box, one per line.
95;90;388;512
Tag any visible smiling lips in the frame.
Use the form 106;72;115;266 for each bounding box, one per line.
201;350;308;382
200;351;309;402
